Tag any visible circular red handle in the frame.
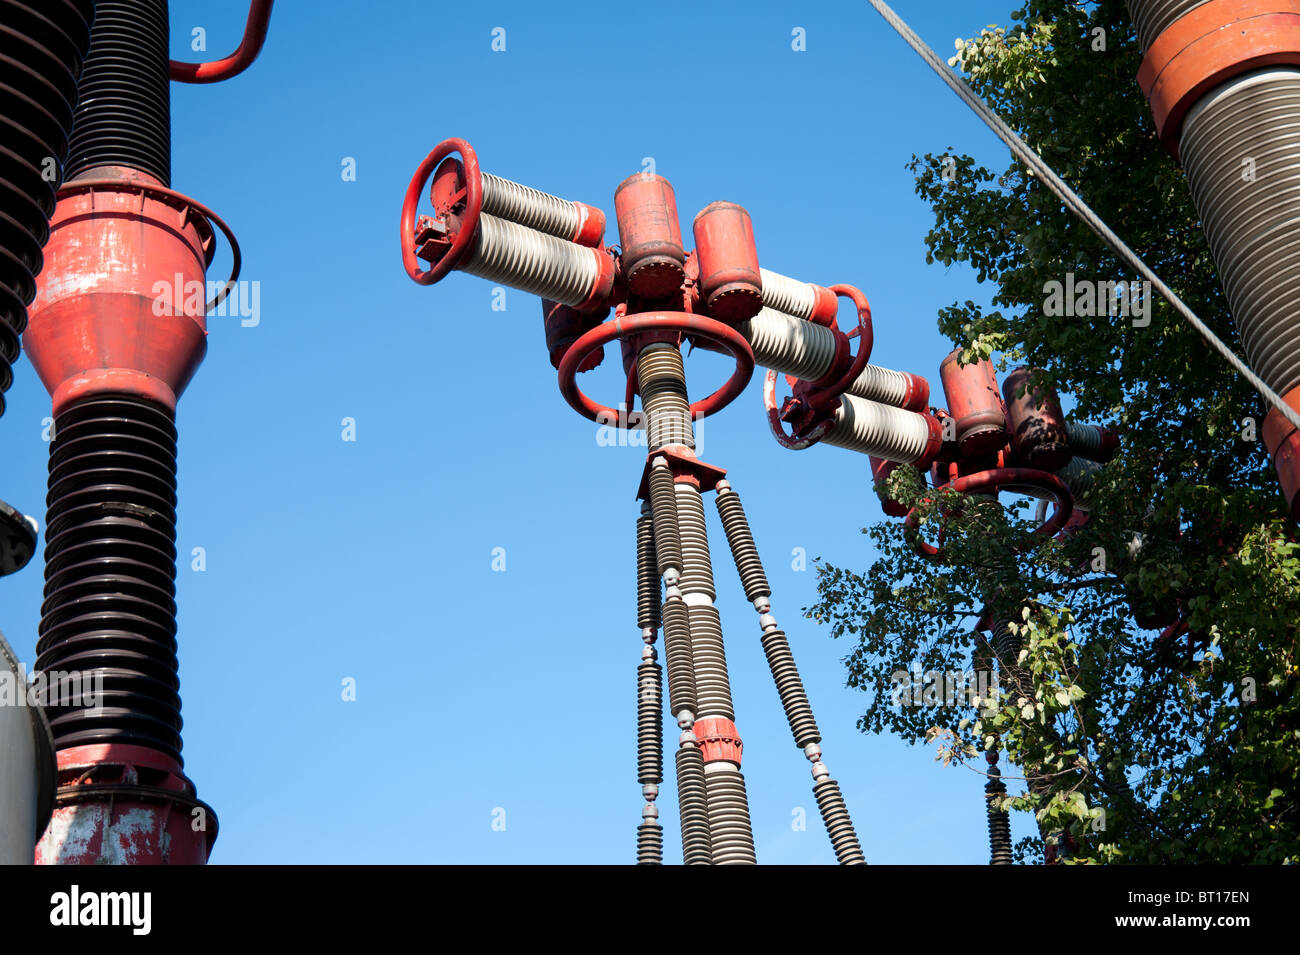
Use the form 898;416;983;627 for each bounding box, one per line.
904;467;1074;561
557;312;754;425
761;283;873;450
400;137;482;286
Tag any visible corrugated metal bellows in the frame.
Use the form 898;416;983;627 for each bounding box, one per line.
36;394;184;762
0;0;96;414
65;0;171;185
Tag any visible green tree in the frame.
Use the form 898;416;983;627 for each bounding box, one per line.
809;0;1299;863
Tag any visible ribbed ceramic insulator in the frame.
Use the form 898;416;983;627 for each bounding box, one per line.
1125;0;1206;52
637;660;663;785
847;362;916;407
36;394;182;761
822;394;931;463
760;629;820;747
675;745;713;864
704;767;758;864
661;599;697;716
1178;67;1300;397
714;487;769;601
673;482;714;601
986;768;1013;865
481;171;592;243
759;268;818;319
636;512;660;630
737;307;836;381
1065;422;1109;461
814;777;866;865
459;212;599;307
0;0;96;414
638;343;694;451
647;465;683;577
636;821;663;865
65;0;171;185
687;604;733;720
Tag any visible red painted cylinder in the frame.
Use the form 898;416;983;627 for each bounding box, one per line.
25;167;213;415
694;716;743;766
692;201;762;322
35;744;216;865
614;173;685;299
1002;366;1070;470
1264;387;1300;519
939;349;1006;456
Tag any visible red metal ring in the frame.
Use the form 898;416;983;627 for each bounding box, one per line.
400;137;483;286
813;283;873;401
57;178;242;314
904;467;1074;561
557;312;753;425
763;367;835;449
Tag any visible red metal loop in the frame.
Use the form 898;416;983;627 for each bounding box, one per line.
57;178;241;314
763;367;835;449
813;283;874;402
761;285;873;450
170;0;274;84
557;312;753;425
400;138;483;286
904;467;1074;561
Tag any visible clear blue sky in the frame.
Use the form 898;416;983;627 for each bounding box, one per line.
2;0;1041;863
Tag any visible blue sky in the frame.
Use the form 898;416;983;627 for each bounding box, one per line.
2;0;1043;863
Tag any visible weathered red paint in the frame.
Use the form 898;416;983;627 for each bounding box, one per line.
35;744;216;866
1263;386;1300;518
25;167;216;416
939;349;1007;456
692;202;762;322
1002;366;1070;471
614;173;685;299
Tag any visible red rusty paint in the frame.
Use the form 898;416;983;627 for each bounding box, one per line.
939;349;1007;457
614;173;685;299
25;167;219;415
693;717;743;766
1138;1;1300;156
692;201;762;322
1002;367;1070;471
35;744;215;866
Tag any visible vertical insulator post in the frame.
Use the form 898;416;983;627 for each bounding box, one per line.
714;480;866;864
635;503;663;865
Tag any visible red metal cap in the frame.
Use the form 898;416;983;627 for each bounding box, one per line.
693;717;743;765
1137;1;1300;158
1263;387;1300;519
692;201;762;323
614;173;685;299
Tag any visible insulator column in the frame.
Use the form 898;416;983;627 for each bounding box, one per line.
822;393;935;463
714;480;866;864
645;450;711;864
459;212;610;309
639;341;756;864
985;748;1013;865
634;504;663;864
480;171;604;246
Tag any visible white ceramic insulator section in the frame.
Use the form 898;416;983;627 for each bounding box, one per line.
481;171;585;242
460;212;598;307
738;308;837;381
759;268;817;319
821;393;931;463
737;307;915;406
